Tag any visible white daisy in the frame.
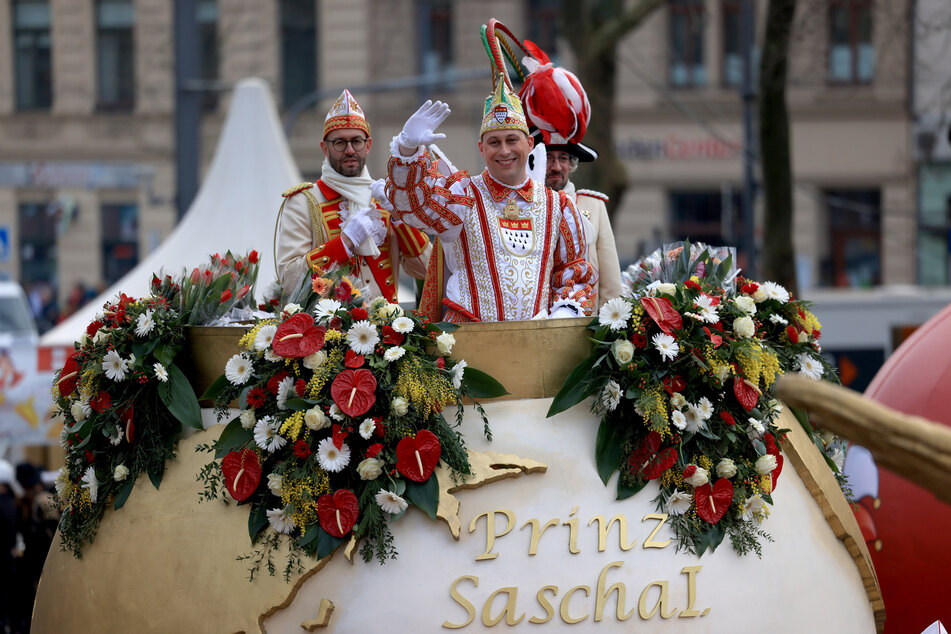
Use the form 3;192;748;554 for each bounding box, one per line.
253;416;287;453
694;294;719;323
795;353;824;380
759;281;790;303
359;418;376;440
450;359;467;389
391;316;414;334
225;354;252;385
102;349;128;381
600;379;621;412
153;362;168;383
671;409;687;430
109;424;123;446
347;320;379;355
652;333;679;361
683;405;706;433
665;489;693;516
314;298;342;323
317;437;351;472
254;325;277;352
599;297;632;331
264;349;282;363
384;346;406;363
81;466;99;503
275;376;297;410
375;489;408;514
769;313;788;326
135;310;155;337
266;507;297;534
696;396;713;420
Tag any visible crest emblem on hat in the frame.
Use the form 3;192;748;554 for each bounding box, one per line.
497;216;534;257
492;105;509;125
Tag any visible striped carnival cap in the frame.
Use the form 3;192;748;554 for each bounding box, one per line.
480;74;530;137
323;89;371;139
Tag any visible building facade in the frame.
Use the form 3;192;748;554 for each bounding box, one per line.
0;0;923;332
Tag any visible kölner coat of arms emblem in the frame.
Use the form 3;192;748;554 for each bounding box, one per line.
492;104;509;125
498;216;534;256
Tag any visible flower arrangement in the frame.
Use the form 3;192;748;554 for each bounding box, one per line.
198;268;506;580
550;241;841;557
51;250;260;557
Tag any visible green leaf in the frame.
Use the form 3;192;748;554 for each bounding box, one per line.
315;528;345;560
694;522;726;556
198;372;232;402
248;503;269;541
427;321;460;333
404;475;439;520
616;479;647;501
214;417;254;459
148;463;163;490
547;351;600;417
159;363;203;429
462;367;509;399
132;339;158;360
154;343;179;368
113;477;135;510
284;397;316;411
298;523;320;548
595;417;624;485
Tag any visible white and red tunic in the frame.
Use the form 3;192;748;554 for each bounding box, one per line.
385;143;597;322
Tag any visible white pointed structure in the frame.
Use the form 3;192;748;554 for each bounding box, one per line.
41;78;302;347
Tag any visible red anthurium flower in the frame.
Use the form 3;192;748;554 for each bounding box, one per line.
344;350;365;368
267;371;290;395
222;449;261;502
640;296;683;336
695;479;734;525
382;325;404;346
733;376;760;412
331;424;348;450
351;307;369;321
662;375;686;395
220;289;233;304
720;410;736;426
627;432;677;480
318;489;359;538
246;387;267;409
330;369;377;417
395;429;441;482
57;350;82;397
293;440;312;459
366;443;383;458
765;434;784;492
329;316;343;330
90;391;112;412
273;313;327;358
703;326;723;348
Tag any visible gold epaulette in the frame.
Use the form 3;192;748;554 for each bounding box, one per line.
282;182;314;198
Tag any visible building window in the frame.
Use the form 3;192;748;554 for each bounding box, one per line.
96;0;136;110
822;189;881;287
418;0;453;92
280;0;317;108
102;203;139;285
526;0;560;61
918;164;951;286
18;202;58;332
721;0;758;88
669;0;706;88
669;189;741;247
13;0;53;110
828;0;874;84
197;0;219;111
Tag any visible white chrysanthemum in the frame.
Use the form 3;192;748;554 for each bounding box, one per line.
266;507;297;534
317;437;351;472
267;473;283;496
264;349;282;363
665;489;693;516
109;424;123;446
755;454;778;475
102;349;128;381
795;353;824;380
113;464;129;481
599;297;632;331
759;281;789;303
375;489;408;514
329;403;344;421
81;466;99;503
135;310;155;337
225;354;252;385
600;379;621;412
359;418;376;440
347;320;379;355
314;298;342;323
748;418;765;439
696;396;713;419
716;458;737;478
769;313;788;326
304;407;330;431
694;294;719;323
671;409;687;430
153;362;168;383
275;376;296;410
254;324;277;351
384;346;406;362
253;416;287;453
303;350;327;370
683;405;706;433
55;467;69;500
239;409;256;429
652;333;678;361
391;316;414;334
743;494;767;522
436;332;455;355
450;359;467;389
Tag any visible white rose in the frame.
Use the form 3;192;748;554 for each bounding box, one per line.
716;458;737;479
93;329;109;344
436;332;455;356
755;454;778;475
734;296;756;315
655;283;676;296
733;316;756;338
284;303;302;315
669;392;687;409
683;466;709;487
71;401;86;422
384;303;404;319
357;457;383;481
752;287;767;303
391;396;409;416
267;473;283;496
304;407;330;431
113;464;130;481
612;339;635;365
239;409;256;430
302;350;327;370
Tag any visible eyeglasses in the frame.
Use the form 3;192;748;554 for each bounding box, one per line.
327;137;368;152
547;152;573;165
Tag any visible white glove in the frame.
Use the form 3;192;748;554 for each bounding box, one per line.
550;306;579;319
398;100;451;150
370;178;395;214
343;207;385;257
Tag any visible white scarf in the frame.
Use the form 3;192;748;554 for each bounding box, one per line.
319;158;379;257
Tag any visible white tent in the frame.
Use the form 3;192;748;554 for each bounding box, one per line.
41;78;302;347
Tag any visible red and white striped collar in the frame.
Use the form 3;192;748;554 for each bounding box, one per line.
481;170;534;203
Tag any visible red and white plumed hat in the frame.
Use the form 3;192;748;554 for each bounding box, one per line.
518;41;597;162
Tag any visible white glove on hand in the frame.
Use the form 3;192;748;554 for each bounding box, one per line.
550;306;579;319
343;207;386;257
398;100;451;150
